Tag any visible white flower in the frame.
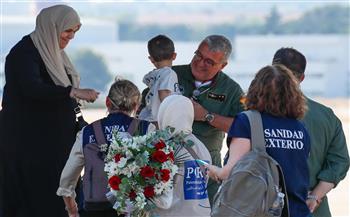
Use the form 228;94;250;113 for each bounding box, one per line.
132;137;145;147
104;127;189;216
128;163;139;174
171;165;178;176
134;192;147;210
125;150;134;159
117;157;128;168
105;161;121;176
100;144;108;152
143;151;150;158
120;162;139;178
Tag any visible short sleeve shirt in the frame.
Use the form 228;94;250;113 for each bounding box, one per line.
228;112;311;217
139;67;181;122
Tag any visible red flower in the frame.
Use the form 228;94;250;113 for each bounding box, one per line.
140;166;155;178
109;175;121;190
129;190;137;200
152;150;168;163
160;169;171;182
114;154;122;163
167;152;174;162
154;140;166;150
143;186;155;198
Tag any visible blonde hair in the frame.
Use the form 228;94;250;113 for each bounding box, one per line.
107;79;141;113
246;64;307;119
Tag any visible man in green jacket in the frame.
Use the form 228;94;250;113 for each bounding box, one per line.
173;35;245;205
272;47;350;217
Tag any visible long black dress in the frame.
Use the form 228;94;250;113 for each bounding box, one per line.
0;35;76;217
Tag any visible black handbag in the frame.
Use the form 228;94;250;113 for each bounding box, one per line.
73;101;88;211
74;101;88;133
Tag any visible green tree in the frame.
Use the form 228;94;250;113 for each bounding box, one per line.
284;5;349;34
72;49;112;92
116;4;348;38
263;6;281;34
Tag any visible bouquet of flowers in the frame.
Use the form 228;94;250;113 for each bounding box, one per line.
103;127;191;216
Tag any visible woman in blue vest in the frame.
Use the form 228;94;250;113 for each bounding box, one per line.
57;79;153;217
207;64;311;217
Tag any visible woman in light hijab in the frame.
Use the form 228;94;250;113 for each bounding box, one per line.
151;95;212;217
0;5;99;217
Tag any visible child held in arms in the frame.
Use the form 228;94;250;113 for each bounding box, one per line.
139;34;181;123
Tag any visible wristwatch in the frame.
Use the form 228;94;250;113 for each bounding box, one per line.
205;112;215;123
307;194;322;204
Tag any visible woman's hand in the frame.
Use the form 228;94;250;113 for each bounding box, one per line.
66;205;79;217
70;87;99;102
206;164;224;182
63;196;79;217
306;191;323;213
306;197;320;213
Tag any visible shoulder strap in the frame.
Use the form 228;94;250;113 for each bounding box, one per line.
138;120;151;135
244;110;290;217
243;110;266;153
127;118;141;136
92;120;107;145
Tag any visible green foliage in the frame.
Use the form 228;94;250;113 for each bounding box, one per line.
119;22;235;41
120;177;132;192
135;151;149;166
72;49;112;91
242;5;349;35
119;22;192;41
282;5;349;34
263;6;281;34
117;5;348;39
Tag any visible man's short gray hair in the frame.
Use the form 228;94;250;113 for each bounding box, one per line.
202;35;232;62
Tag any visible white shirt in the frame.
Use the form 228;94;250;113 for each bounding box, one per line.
139;66;181;122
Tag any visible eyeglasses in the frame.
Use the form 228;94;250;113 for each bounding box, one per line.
193;50;221;67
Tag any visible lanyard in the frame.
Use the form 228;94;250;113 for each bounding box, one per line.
192;78;217;101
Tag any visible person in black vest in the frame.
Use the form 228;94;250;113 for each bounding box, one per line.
57;79;153;217
0;5;99;217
